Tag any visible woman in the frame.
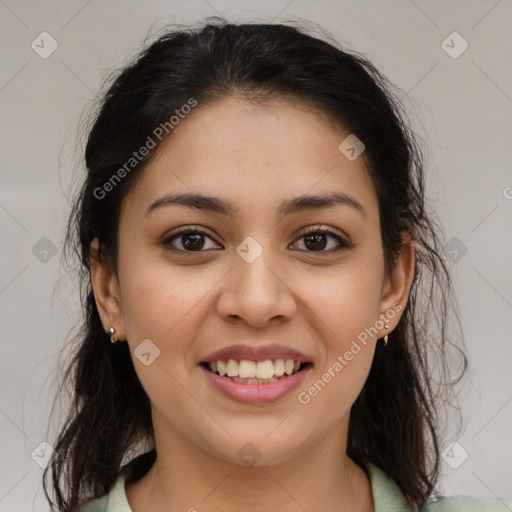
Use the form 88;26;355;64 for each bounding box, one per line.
42;18;509;512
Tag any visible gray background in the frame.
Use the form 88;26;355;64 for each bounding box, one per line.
1;1;511;510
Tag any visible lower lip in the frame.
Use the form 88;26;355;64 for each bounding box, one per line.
199;364;312;404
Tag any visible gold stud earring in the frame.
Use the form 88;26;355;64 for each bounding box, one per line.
108;327;118;344
383;324;390;346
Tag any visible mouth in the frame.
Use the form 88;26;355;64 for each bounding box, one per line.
199;359;314;384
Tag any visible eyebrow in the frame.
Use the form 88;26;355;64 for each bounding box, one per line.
144;191;366;221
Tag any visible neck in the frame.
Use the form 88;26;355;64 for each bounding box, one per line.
125;417;374;512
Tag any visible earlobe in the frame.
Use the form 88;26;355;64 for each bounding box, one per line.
89;238;126;341
379;233;415;333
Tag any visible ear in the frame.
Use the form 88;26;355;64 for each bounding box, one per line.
377;232;415;336
89;238;126;340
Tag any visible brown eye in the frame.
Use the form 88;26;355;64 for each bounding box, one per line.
290;227;353;253
163;228;221;252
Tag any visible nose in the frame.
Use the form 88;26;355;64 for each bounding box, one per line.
216;246;297;328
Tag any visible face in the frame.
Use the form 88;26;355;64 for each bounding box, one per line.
91;95;414;467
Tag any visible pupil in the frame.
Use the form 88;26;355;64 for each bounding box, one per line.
305;233;326;251
183;233;204;250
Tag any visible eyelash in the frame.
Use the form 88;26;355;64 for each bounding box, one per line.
161;225;354;255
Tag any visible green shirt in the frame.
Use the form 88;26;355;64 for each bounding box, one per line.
81;464;511;511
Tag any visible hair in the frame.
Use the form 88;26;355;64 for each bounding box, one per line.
43;17;467;511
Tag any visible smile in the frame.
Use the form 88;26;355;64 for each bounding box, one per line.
199;359;313;404
201;359;311;383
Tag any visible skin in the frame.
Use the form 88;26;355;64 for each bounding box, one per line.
90;95;415;512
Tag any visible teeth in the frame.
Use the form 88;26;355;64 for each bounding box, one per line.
231;376;280;384
256;360;274;379
239;360;256;378
207;358;306;379
274;359;285;376
226;359;238;377
217;360;227;376
284;359;294;375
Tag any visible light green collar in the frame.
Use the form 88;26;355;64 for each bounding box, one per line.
367;463;415;511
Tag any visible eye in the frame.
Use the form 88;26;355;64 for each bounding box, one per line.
289;226;353;253
162;225;353;254
162;227;221;252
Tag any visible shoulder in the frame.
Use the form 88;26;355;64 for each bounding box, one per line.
367;464;511;512
421;495;512;511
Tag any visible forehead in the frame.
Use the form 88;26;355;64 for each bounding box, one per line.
121;96;379;225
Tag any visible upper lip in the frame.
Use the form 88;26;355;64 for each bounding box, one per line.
200;344;312;363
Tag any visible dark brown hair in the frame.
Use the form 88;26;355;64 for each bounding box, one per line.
43;17;467;511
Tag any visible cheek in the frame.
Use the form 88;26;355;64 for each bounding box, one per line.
295;272;380;421
297;257;382;398
302;259;384;340
116;246;198;334
116;260;205;401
